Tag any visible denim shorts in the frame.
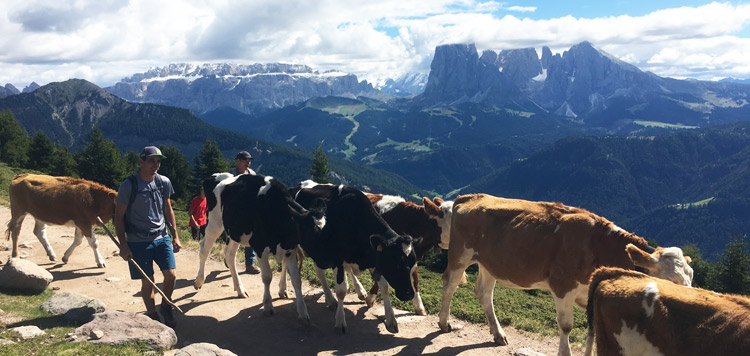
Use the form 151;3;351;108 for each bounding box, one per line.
127;236;176;279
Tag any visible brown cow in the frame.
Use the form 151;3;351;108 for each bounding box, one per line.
5;174;117;267
585;267;750;356
364;193;453;315
438;194;693;356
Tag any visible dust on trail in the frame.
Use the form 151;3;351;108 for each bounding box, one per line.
0;205;571;356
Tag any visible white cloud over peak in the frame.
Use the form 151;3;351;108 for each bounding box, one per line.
1;1;750;88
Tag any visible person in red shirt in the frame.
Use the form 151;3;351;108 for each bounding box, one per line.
189;186;207;240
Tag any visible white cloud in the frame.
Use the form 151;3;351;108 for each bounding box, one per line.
1;0;750;87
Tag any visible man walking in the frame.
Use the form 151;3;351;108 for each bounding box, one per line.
114;146;182;327
229;150;260;274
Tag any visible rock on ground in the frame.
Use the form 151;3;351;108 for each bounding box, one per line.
41;291;106;323
73;311;177;350
166;342;239;356
10;325;46;339
0;258;53;293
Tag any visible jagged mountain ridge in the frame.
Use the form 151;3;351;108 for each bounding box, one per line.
106;62;384;118
377;72;429;96
419;41;750;130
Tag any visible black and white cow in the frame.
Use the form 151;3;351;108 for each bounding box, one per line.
193;173;324;323
289;180;421;334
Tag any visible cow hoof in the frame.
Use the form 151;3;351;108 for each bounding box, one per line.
279;290;289;299
335;325;347;334
439;322;462;333
385;321;399;333
58;257;65;263
298;317;311;325
494;334;508;346
194;280;204;290
415;308;427;316
365;294;376;308
97;262;106;268
263;308;275;316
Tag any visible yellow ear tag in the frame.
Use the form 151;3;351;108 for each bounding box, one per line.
377;244;383;252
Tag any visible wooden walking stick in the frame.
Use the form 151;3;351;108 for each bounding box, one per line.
96;217;184;314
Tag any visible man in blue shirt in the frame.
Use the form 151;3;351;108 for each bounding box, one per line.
229;151;260;274
114;146;182;327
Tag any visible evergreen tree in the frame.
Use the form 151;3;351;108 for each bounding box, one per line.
124;151;140;174
76;127;127;189
48;144;78;177
193;140;229;182
708;235;750;294
0;110;29;167
158;145;192;200
310;143;332;183
26;131;56;173
680;244;711;288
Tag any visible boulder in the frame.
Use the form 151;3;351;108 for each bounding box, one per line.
41;291;106;323
513;348;546;356
0;258;53;293
10;325;46;339
73;311;177;350
172;343;238;356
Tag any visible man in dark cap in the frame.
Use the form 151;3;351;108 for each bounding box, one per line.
229;150;260;274
114;145;182;327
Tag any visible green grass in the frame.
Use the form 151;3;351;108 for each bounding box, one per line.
633;120;698;129
672;197;715;210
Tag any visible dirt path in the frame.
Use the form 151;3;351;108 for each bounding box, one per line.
0;205;570;356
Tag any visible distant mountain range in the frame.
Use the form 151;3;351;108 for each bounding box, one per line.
376;72;428;96
105;63;386;119
0;79;427;197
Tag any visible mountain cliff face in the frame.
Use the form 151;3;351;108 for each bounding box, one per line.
378;72;428;96
420;41;750;129
106;63;382;117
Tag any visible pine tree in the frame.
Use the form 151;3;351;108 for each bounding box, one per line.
310;143;332;183
159;145;193;200
123;151;140;174
76;127;127;189
193;140;229;182
708;235;750;294
26;131;56;173
0;110;29;167
48;144;78;177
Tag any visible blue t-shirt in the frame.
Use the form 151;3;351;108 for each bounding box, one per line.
116;174;174;242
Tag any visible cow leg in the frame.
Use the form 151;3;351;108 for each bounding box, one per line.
333;267;349;334
66;227;105;267
438;263;469;333
7;212;26;258
412;268;427;316
475;265;507;345
258;247;276;316
283;248;310;324
226;240;249;298
344;264;367;301
552;289;578;356
194;219;223;290
32;221;57;262
377;275;399;333
278;256;289;299
315;264;337;310
365;282;378;308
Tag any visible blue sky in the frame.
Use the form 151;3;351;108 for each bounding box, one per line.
2;1;750;88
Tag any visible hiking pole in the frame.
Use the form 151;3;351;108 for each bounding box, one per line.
95;217;184;314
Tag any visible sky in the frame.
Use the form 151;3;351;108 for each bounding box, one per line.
2;0;750;89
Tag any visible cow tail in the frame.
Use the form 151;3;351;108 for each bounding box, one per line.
5;218;14;241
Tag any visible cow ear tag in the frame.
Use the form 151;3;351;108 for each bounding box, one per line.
377;244;383;252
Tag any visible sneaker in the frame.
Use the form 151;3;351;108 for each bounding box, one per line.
146;311;160;322
159;303;176;328
246;264;261;274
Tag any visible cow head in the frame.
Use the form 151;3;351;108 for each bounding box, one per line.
626;243;694;286
424;197;454;249
370;234;422;301
287;196;327;237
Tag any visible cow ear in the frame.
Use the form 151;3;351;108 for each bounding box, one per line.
423;197;443;218
684;255;692;264
310;198;327;217
108;192;117;200
370;234;386;251
433;197;444;205
626;243;656;268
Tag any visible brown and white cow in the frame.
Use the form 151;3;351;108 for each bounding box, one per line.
5;174;117;268
585;267;750;356
364;193;453;315
438;194;693;356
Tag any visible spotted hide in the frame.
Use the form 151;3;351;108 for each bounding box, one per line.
585;267;750;356
5;174;117;268
193;173;324;323
290;180;420;334
438;194;693;356
361;193;453;315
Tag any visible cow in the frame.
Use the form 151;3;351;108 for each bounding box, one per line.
193;173;325;323
4;174;117;268
289;180;421;334
362;193;454;315
438;193;693;356
584;267;750;356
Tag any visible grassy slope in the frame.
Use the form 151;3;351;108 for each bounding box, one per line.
0;164;587;351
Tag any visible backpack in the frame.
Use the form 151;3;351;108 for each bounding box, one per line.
124;174;165;234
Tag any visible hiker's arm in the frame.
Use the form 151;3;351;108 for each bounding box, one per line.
113;202;131;260
164;198;181;252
